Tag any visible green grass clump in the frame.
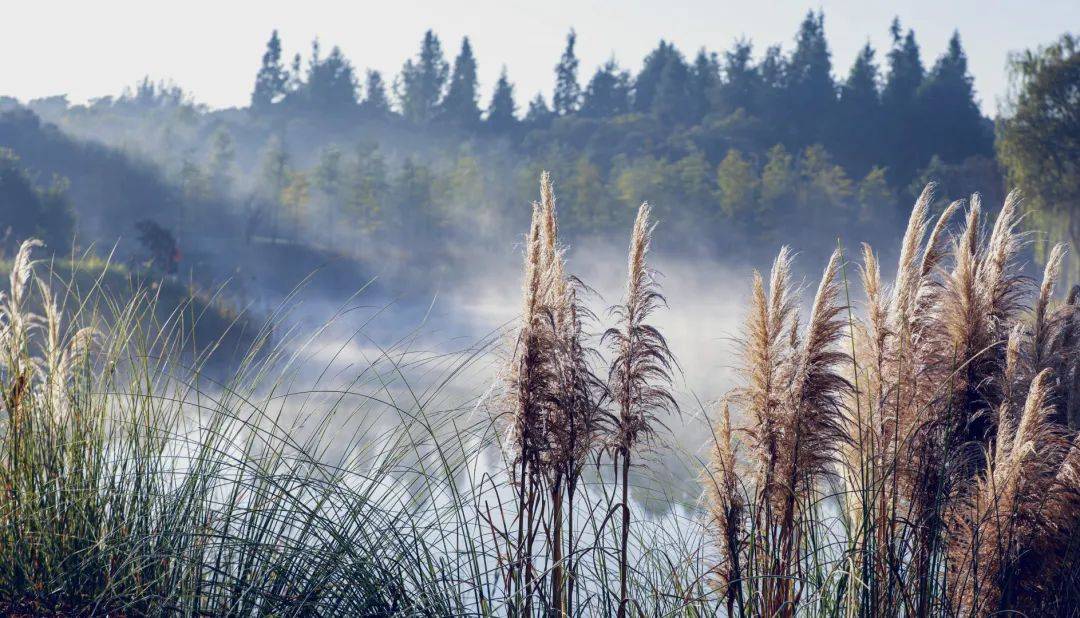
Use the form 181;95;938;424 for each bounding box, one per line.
0;236;713;616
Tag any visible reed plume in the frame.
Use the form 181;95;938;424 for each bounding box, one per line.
712;246;850;616
505;199;556;615
1023;243;1069;386
770;249;850;614
947;370;1077;614
838;243;891;612
605;202;676;618
1;239;43;373
535;171;605;615
501;172;607;616
37;280;98;425
705;185;1080;616
741;247;797;507
704;401;744;616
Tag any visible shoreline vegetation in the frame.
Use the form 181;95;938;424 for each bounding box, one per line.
3;173;1080;616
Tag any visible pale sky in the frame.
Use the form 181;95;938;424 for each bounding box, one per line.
1;1;1076;114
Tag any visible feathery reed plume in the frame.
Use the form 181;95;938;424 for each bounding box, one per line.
538;172;565;310
860;243;888;380
1;239;44;371
1060;285;1080;429
1003;323;1024;407
852;244;889;498
889;183;935;325
938;200;994;423
505;200;556;615
533;171;605;615
535;171;568;615
708;185;1080;616
908;199;964;335
920;200;963;282
1032;243;1066;372
705;401;744;616
1;239;46;435
713;246;850;616
978;192;1026;335
37;279;98;424
770;249;850;613
721;247;799;615
841;243;892;606
605;202;676;618
907;197;1007;489
742;247;797;505
540;172;557;265
888;193;958;502
522;204;544;323
548;279;604;615
903;199;995;612
783;249;849;489
501;172;606;616
948;369;1076;614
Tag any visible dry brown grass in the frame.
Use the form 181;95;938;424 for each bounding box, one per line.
707;185;1080;616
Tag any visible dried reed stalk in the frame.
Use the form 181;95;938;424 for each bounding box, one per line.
605;203;675;618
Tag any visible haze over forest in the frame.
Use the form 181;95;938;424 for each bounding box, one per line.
0;7;1074;374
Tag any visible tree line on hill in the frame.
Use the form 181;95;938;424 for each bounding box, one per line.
250;12;992;188
227;11;996;254
3;13;1076;281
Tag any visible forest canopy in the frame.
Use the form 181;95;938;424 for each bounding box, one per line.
0;11;1072;282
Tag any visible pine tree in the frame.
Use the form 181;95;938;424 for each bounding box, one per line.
759;45;787;93
252;30;288;111
917;31;992;163
786;11;836;144
881;18;927;183
304;43;358;113
633;41;678;114
397;30;449;124
756;44;788;129
689;49;720;121
486;66;518;133
882;19;925;108
287;53;303;94
525;93;554;128
653;51;692;125
440;37;481;127
840;44;879;116
553;30;582;115
836;43;882;175
360;70;391;117
579;60;631;118
714;40;760;116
